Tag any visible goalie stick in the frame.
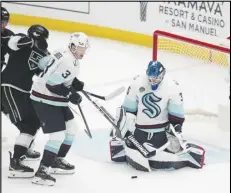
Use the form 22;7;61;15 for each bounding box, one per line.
81;90;156;158
84;86;125;101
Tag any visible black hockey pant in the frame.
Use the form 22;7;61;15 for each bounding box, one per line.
1;86;40;136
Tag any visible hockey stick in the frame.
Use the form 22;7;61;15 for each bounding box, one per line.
68;105;92;139
77;104;92;139
84;86;125;101
81;90;156;158
81;90;122;137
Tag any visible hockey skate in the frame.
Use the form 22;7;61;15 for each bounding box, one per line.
24;148;41;161
32;163;56;186
50;157;75;175
8;151;34;178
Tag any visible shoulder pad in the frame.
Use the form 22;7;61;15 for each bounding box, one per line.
5;28;14;36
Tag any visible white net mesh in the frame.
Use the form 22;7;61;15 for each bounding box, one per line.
153;30;230;67
153;30;230;117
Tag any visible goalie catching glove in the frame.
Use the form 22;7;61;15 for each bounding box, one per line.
165;124;186;153
164;124;205;169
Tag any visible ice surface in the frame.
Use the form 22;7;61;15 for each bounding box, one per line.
2;25;230;193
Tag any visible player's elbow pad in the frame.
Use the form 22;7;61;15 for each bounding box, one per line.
8;34;33;50
17;36;34;49
46;83;70;97
38;56;53;70
168;113;185;127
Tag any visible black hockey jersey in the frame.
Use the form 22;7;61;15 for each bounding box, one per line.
1;35;50;92
1;28;14;68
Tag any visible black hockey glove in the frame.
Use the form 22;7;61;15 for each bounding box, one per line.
46;83;82;105
72;78;84;91
68;91;82;105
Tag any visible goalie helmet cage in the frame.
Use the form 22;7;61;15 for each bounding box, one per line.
152;30;230;117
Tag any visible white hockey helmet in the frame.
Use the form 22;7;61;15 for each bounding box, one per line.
69;32;89;59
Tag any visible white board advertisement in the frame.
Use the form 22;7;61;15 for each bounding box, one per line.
3;2;230;38
155;2;229;37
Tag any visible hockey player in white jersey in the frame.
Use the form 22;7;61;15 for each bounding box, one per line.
110;61;205;171
30;32;89;185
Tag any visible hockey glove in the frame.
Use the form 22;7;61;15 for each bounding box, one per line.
72;78;84;91
166;124;186;153
68;91;82;105
46;83;82;105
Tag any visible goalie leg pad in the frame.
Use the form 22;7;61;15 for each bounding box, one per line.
144;141;187;170
149;160;187;170
179;143;205;169
109;138;126;162
147;142;205;170
148;149;188;170
124;143;151;172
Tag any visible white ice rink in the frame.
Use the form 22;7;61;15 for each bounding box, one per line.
2;25;230;193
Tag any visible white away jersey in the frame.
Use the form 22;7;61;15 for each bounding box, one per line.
122;74;185;131
31;49;80;106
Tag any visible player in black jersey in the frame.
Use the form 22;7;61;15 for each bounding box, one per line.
1;7;14;69
1;7;14;116
1;24;50;178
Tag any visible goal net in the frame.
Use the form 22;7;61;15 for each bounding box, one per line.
153;30;230;117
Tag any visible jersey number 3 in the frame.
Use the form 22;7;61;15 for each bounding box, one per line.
142;93;162;118
62;70;71;79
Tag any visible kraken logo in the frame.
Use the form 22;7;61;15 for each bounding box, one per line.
142;93;162;118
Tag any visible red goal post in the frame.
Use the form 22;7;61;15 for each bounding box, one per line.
153;30;230;67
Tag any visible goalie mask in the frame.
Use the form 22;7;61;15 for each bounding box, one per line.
146;61;166;90
69;32;89;59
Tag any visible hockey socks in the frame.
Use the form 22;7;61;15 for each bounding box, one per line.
57;133;74;157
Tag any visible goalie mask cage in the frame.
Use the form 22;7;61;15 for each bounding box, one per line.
152;30;230;117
